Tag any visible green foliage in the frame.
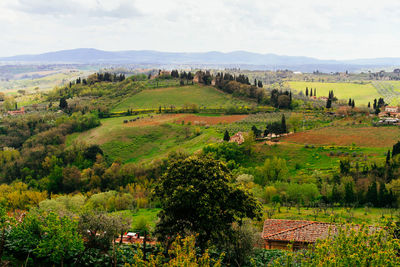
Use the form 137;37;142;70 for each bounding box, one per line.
34;212;84;264
285;183;320;205
78;211;131;251
154;155;262;250
254;157;289;185
203;142;245;165
273;224;400;266
6;211;84;265
247;249;284;266
122;235;222;267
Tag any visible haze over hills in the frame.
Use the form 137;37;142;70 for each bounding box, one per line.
2;48;400;72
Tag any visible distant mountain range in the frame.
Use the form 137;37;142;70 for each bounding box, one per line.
2;48;400;72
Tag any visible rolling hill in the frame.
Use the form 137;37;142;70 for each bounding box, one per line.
111;84;252;112
5;48;400;72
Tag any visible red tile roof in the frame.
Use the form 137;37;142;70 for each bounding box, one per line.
262;219;337;243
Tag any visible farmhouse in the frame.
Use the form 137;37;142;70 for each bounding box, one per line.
7;107;25;116
262;219;336;250
385;106;399;113
377;117;400;125
229;132;245;145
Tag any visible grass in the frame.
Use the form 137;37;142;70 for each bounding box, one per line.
252;142;386;177
67;115;222;163
111;84;251;112
113;206;394;229
373;81;400;105
265;205;396;225
287;81;379;105
112;208;160;229
0;71;92;93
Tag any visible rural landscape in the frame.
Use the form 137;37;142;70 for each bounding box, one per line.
1;0;400;266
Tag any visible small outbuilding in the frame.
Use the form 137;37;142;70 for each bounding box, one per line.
262;219;336;250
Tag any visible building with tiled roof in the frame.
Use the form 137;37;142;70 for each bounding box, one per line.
262;219;337;250
229;132;245;145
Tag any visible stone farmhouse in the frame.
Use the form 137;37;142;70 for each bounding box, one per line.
229;132;245;145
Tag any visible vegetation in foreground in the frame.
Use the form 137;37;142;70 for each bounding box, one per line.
1;69;400;266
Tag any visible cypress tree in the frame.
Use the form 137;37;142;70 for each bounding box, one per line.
348;98;352;106
331;184;341;204
378;183;389;207
306;87;309;96
392;141;400;158
373;99;377;109
310;89;313;97
223;130;230;141
366;181;378;207
344;182;355;205
351;100;355;108
326;98;332;109
386;150;391;165
314;88;317;97
368;102;371;108
59;97;68;110
281;114;287;133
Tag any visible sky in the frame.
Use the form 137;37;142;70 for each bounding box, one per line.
0;0;400;59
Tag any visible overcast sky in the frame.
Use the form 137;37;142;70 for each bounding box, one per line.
1;0;400;59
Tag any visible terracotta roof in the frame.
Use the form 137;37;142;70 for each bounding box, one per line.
262;219;336;243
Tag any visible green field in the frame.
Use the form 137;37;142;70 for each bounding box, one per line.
251;142;386;177
372;81;400;105
113;208;160;229
288;81;380;105
0;71;92;93
111;84;251;112
67;115;222;163
114;205;391;229
265;205;395;225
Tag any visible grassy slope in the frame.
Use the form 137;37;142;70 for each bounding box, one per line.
287;81;379;105
251;142;385;177
115;205;387;228
0;71;91;93
111;84;251;112
113;208;160;229
372;81;400;105
266;206;391;225
67;115;221;163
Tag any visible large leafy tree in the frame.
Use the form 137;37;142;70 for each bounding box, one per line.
154;156;261;250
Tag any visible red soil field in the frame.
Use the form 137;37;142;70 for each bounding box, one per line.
282;126;400;147
178;114;248;125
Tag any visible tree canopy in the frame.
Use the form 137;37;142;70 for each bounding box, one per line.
154;156;261;250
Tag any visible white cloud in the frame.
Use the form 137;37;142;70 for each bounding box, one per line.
7;0;141;18
1;0;400;59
